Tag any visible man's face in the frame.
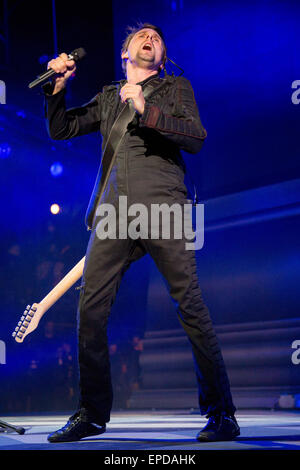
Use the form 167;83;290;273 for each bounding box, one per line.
122;28;165;71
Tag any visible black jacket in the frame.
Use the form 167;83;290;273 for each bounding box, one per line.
44;73;207;228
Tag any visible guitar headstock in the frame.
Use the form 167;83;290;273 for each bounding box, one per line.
12;303;44;343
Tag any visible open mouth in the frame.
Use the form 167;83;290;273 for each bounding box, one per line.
142;43;152;51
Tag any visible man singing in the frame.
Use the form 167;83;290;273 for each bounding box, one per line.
44;23;240;443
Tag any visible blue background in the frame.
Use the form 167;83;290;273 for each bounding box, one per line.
0;0;299;413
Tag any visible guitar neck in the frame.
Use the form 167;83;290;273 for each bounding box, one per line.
39;256;85;312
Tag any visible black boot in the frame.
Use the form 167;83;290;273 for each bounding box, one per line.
47;408;106;443
196;412;240;442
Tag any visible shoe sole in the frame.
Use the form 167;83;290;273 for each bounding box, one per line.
48;427;106;443
196;429;240;442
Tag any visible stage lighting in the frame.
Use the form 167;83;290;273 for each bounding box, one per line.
16;110;26;118
0;143;11;158
50;203;61;215
50;162;63;177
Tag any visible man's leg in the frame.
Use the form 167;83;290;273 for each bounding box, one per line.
47;230;146;442
144;235;236;418
77;230;146;424
144;234;240;441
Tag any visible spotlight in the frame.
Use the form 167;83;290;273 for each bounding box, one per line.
50;203;61;215
50;162;63;177
16;110;26;118
0;143;11;158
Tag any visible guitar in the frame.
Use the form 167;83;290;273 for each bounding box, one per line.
12;256;85;343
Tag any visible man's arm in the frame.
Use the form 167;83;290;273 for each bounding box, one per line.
44;86;102;140
43;52;102;140
139;76;207;154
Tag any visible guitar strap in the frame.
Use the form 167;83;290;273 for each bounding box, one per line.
85;75;171;229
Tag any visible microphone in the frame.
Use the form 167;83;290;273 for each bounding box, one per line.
28;47;86;89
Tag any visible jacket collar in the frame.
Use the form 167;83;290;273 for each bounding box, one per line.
136;72;160;86
113;72;160;87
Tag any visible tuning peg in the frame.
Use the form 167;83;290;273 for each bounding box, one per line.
12;331;22;339
26;306;37;317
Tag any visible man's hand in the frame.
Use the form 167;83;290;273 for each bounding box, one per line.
120;83;145;115
47;53;76;95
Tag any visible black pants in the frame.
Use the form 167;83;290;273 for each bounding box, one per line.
77;207;236;424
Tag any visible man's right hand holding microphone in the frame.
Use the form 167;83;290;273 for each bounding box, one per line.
47;53;76;94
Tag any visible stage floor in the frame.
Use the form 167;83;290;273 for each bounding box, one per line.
0;409;300;451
